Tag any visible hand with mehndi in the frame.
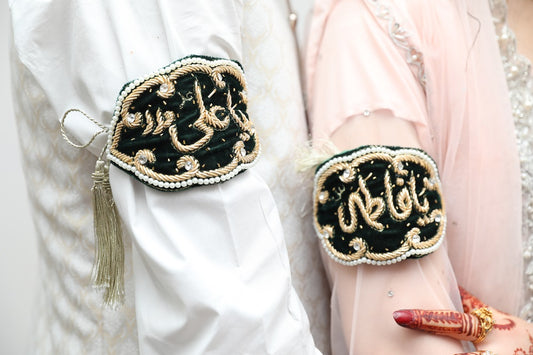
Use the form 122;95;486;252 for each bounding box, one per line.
393;287;533;355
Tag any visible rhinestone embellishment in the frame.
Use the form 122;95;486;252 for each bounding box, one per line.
313;146;445;266
138;154;148;165
108;56;260;194
159;83;169;93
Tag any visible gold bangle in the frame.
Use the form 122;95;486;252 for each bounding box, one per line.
470;307;495;344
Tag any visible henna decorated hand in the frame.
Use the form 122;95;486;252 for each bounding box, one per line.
393;287;533;355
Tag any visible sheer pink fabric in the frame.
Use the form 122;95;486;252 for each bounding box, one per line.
306;0;523;353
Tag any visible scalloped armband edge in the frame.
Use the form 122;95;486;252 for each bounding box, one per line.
107;55;260;191
313;145;446;266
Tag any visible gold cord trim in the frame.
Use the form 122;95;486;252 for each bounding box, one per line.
314;147;445;264
109;59;259;187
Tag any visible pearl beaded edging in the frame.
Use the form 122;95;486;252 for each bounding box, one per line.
313;145;446;266
106;56;259;190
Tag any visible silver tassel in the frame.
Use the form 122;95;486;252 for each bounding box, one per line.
91;159;124;307
60;109;123;307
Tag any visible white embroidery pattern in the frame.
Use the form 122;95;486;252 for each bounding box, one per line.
366;0;427;89
491;0;533;321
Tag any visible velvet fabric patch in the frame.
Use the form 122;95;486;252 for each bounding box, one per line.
313;145;446;266
107;55;260;191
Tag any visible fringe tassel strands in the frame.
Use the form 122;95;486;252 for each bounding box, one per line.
60;108;125;308
91;159;124;308
295;139;340;172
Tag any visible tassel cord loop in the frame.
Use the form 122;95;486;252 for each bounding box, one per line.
60;108;109;149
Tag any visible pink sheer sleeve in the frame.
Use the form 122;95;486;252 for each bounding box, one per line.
306;0;523;353
306;0;429;144
307;1;467;353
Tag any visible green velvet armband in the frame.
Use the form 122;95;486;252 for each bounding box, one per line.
313;145;446;266
107;55;260;190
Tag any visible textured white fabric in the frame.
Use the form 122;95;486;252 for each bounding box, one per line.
10;0;326;353
240;1;330;352
10;51;139;355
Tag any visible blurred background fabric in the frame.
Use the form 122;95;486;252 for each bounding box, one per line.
0;1;39;354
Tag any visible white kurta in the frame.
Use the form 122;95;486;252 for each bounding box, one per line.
10;0;325;353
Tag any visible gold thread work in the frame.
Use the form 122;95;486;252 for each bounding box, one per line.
109;59;259;187
314;147;445;264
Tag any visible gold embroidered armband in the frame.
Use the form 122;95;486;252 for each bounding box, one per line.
107;55;260;190
313;145;446;266
59;56;261;307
